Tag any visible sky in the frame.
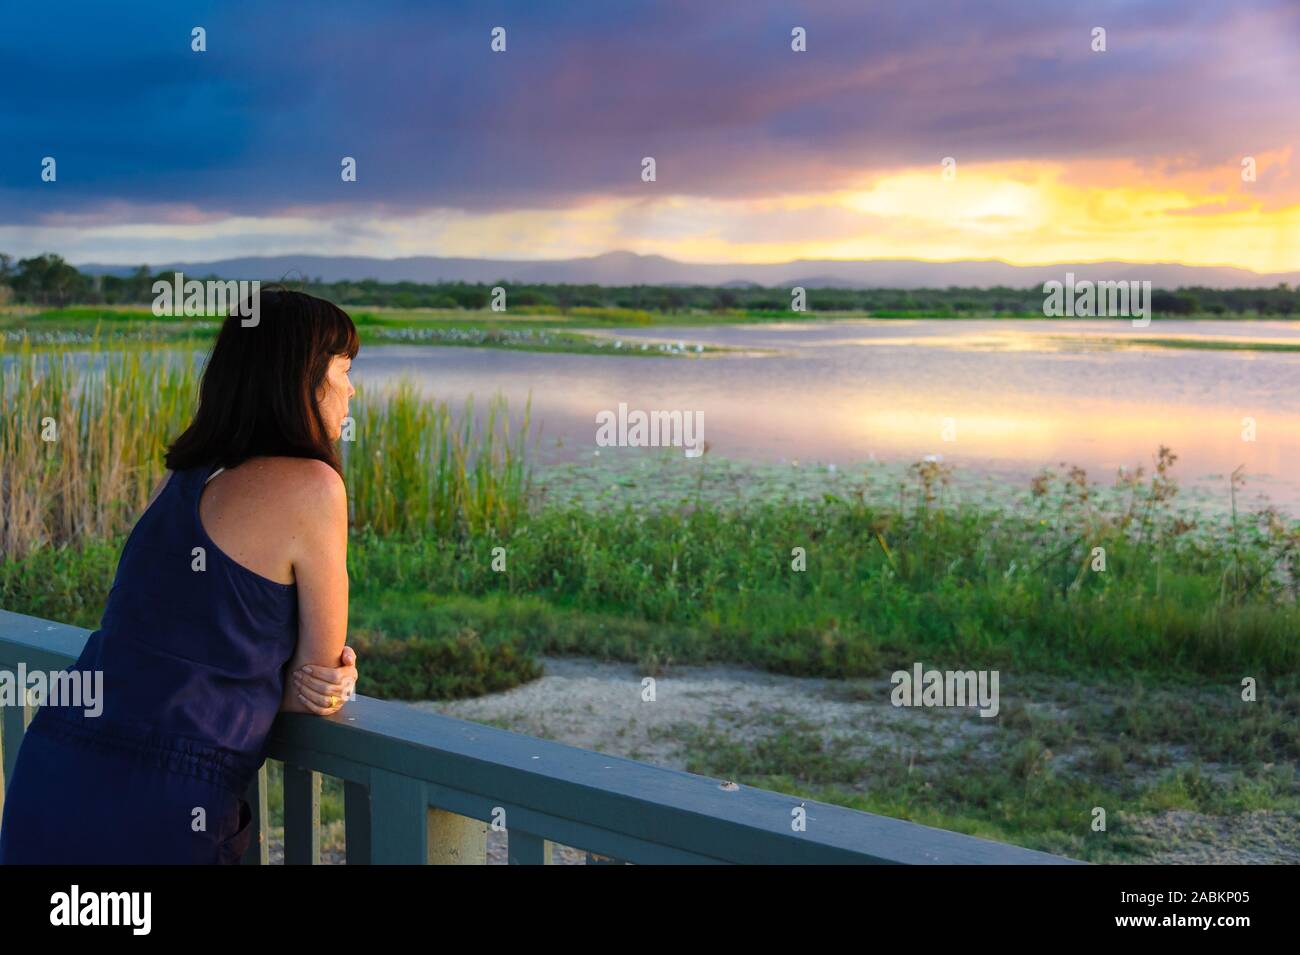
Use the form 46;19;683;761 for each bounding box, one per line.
1;0;1298;270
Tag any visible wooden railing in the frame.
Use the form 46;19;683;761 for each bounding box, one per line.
0;608;1082;864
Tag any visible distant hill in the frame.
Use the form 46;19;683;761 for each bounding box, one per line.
75;250;1300;290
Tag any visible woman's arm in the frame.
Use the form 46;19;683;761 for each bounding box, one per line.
288;646;357;713
279;460;354;716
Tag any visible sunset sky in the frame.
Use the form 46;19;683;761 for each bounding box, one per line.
2;0;1298;270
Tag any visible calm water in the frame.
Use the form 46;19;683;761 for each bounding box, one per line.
352;319;1300;511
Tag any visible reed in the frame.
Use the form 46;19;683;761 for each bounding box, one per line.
0;338;195;559
0;337;533;559
341;380;533;540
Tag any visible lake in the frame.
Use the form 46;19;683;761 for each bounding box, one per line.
352;318;1300;513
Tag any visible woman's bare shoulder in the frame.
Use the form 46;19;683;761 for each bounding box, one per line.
243;455;340;484
242;457;345;513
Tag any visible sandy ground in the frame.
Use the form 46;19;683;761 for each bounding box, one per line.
267;655;1298;865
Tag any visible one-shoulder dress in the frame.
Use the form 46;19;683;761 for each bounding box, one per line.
0;462;299;864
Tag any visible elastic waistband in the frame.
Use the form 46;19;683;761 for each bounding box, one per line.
27;707;252;795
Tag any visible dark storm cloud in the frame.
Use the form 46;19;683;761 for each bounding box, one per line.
1;0;1295;224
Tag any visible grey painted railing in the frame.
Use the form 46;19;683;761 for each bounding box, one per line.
0;608;1082;864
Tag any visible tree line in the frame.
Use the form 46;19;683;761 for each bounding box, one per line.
2;252;1297;315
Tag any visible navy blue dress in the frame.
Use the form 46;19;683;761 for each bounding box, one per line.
0;462;299;864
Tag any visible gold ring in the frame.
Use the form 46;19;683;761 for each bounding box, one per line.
327;695;337;708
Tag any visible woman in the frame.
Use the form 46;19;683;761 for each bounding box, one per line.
0;289;361;864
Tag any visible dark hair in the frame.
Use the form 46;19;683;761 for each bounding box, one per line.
165;289;359;476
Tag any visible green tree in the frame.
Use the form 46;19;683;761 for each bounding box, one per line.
128;265;154;303
12;254;88;306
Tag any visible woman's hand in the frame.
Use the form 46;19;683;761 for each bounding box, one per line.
291;645;358;716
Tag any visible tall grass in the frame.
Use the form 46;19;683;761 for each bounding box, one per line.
0;337;532;559
335;494;1300;678
0;339;194;557
342;381;532;539
4;338;1299;678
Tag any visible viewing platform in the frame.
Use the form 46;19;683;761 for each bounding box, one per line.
0;608;1082;865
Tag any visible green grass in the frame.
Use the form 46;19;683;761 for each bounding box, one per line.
342;382;533;540
8;463;1299;686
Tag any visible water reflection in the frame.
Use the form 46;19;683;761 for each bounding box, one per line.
351;319;1300;509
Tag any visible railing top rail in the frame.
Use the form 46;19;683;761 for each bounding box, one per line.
0;608;1083;864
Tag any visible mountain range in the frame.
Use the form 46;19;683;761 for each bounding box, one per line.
75;251;1300;290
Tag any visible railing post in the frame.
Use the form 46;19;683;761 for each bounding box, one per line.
508;830;553;865
368;770;428;863
344;779;371;865
284;763;321;865
240;764;270;865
